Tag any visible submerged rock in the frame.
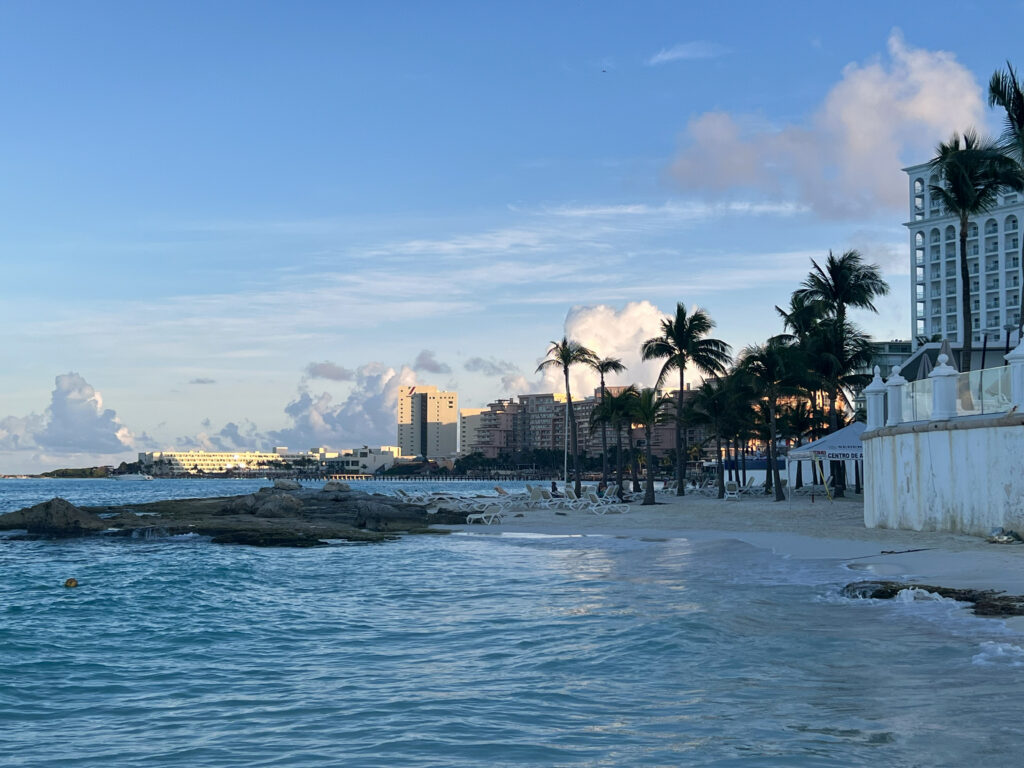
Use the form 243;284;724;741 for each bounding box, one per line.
0;498;107;537
842;580;1024;617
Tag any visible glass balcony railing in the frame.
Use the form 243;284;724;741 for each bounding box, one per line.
901;364;1013;420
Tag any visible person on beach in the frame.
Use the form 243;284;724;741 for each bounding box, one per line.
550;481;563;498
597;481;607;498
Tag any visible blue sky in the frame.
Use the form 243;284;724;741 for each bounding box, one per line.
2;1;1022;472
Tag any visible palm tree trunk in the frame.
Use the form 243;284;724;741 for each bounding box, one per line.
960;212;974;372
628;430;641;492
614;425;624;497
564;369;582;497
716;433;724;498
643;425;656;505
768;402;785;501
741;440;747;485
600;376;609;485
675;370;685;496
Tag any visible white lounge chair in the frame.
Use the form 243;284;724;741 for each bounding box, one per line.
584;492;628;514
723;480;740;500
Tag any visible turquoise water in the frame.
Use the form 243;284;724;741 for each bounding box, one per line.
3;479;1024;766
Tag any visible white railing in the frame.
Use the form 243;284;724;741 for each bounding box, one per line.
864;339;1024;429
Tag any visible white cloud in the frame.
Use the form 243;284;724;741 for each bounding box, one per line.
0;373;140;455
647;42;730;66
536;302;670;396
670;30;986;217
269;363;417;449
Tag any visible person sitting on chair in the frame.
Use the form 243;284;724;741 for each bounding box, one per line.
549;481;564;498
596;481;607;498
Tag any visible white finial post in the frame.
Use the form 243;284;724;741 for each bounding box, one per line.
930;353;959;420
864;365;887;429
1006;337;1024;412
885;365;907;426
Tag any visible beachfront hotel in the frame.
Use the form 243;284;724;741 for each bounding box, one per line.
396;385;458;459
905;162;1023;348
457;387;710;462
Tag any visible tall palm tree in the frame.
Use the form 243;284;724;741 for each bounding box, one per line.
587;355;627;485
536;336;595;497
630;388;675;505
795;250;889;331
641;302;732;496
989;61;1024;341
738;339;806;502
686;375;739;498
928;131;1024;371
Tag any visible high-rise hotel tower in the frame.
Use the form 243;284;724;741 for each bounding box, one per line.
905;162;1023;348
397;385;458;458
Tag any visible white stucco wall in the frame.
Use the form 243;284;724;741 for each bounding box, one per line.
863;414;1024;535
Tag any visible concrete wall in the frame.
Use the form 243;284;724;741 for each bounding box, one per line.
863;412;1024;535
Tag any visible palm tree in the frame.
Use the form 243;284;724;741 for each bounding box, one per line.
536;336;595;497
738;339;806;502
587;355;627;485
796;250;889;330
641;302;731;496
630;388;675;505
686;375;739;498
989;61;1024;341
927;131;1024;371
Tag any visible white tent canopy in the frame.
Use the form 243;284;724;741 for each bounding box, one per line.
788;421;866;461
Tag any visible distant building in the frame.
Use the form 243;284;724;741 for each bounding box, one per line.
322;445;399;475
905;163;1023;347
139;448;325;476
458;408;486;456
463;399;521;459
397;385;458;458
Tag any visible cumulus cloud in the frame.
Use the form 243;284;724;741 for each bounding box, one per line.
189;377;216;385
304;361;355;381
669;31;985;217
1;373;137;454
647;41;729;66
536;302;670;396
269;363;417;449
413;349;452;374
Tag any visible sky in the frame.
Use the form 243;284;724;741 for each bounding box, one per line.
1;1;1021;473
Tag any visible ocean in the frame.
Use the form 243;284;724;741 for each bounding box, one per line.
2;478;1023;767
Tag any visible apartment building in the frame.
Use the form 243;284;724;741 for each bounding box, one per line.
396;385;458;458
906;162;1023;347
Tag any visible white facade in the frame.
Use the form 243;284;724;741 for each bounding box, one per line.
139;449;319;475
397;385;458;458
458;408;485;456
906;163;1023;347
324;445;399;475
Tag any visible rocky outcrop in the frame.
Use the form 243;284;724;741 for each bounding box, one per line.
322;481;350;492
273;479;303;491
842;580;1024;617
0;487;462;547
0;498;107;537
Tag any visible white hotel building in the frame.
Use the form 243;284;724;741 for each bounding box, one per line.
905;162;1023;348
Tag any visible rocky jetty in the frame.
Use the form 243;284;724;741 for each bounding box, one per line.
842;580;1024;617
0;485;469;547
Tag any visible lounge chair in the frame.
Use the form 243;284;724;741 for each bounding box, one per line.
466;502;505;525
584;492;629;514
723;480;740;500
524;486;552;509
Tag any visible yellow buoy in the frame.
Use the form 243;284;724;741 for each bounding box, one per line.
64;578;78;588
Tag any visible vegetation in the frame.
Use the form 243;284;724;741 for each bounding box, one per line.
641;302;731;496
928;130;1024;371
537;336;596;497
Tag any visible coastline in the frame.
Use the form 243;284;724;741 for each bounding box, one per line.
439;491;1024;603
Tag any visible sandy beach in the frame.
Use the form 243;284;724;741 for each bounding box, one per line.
444;490;1024;600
